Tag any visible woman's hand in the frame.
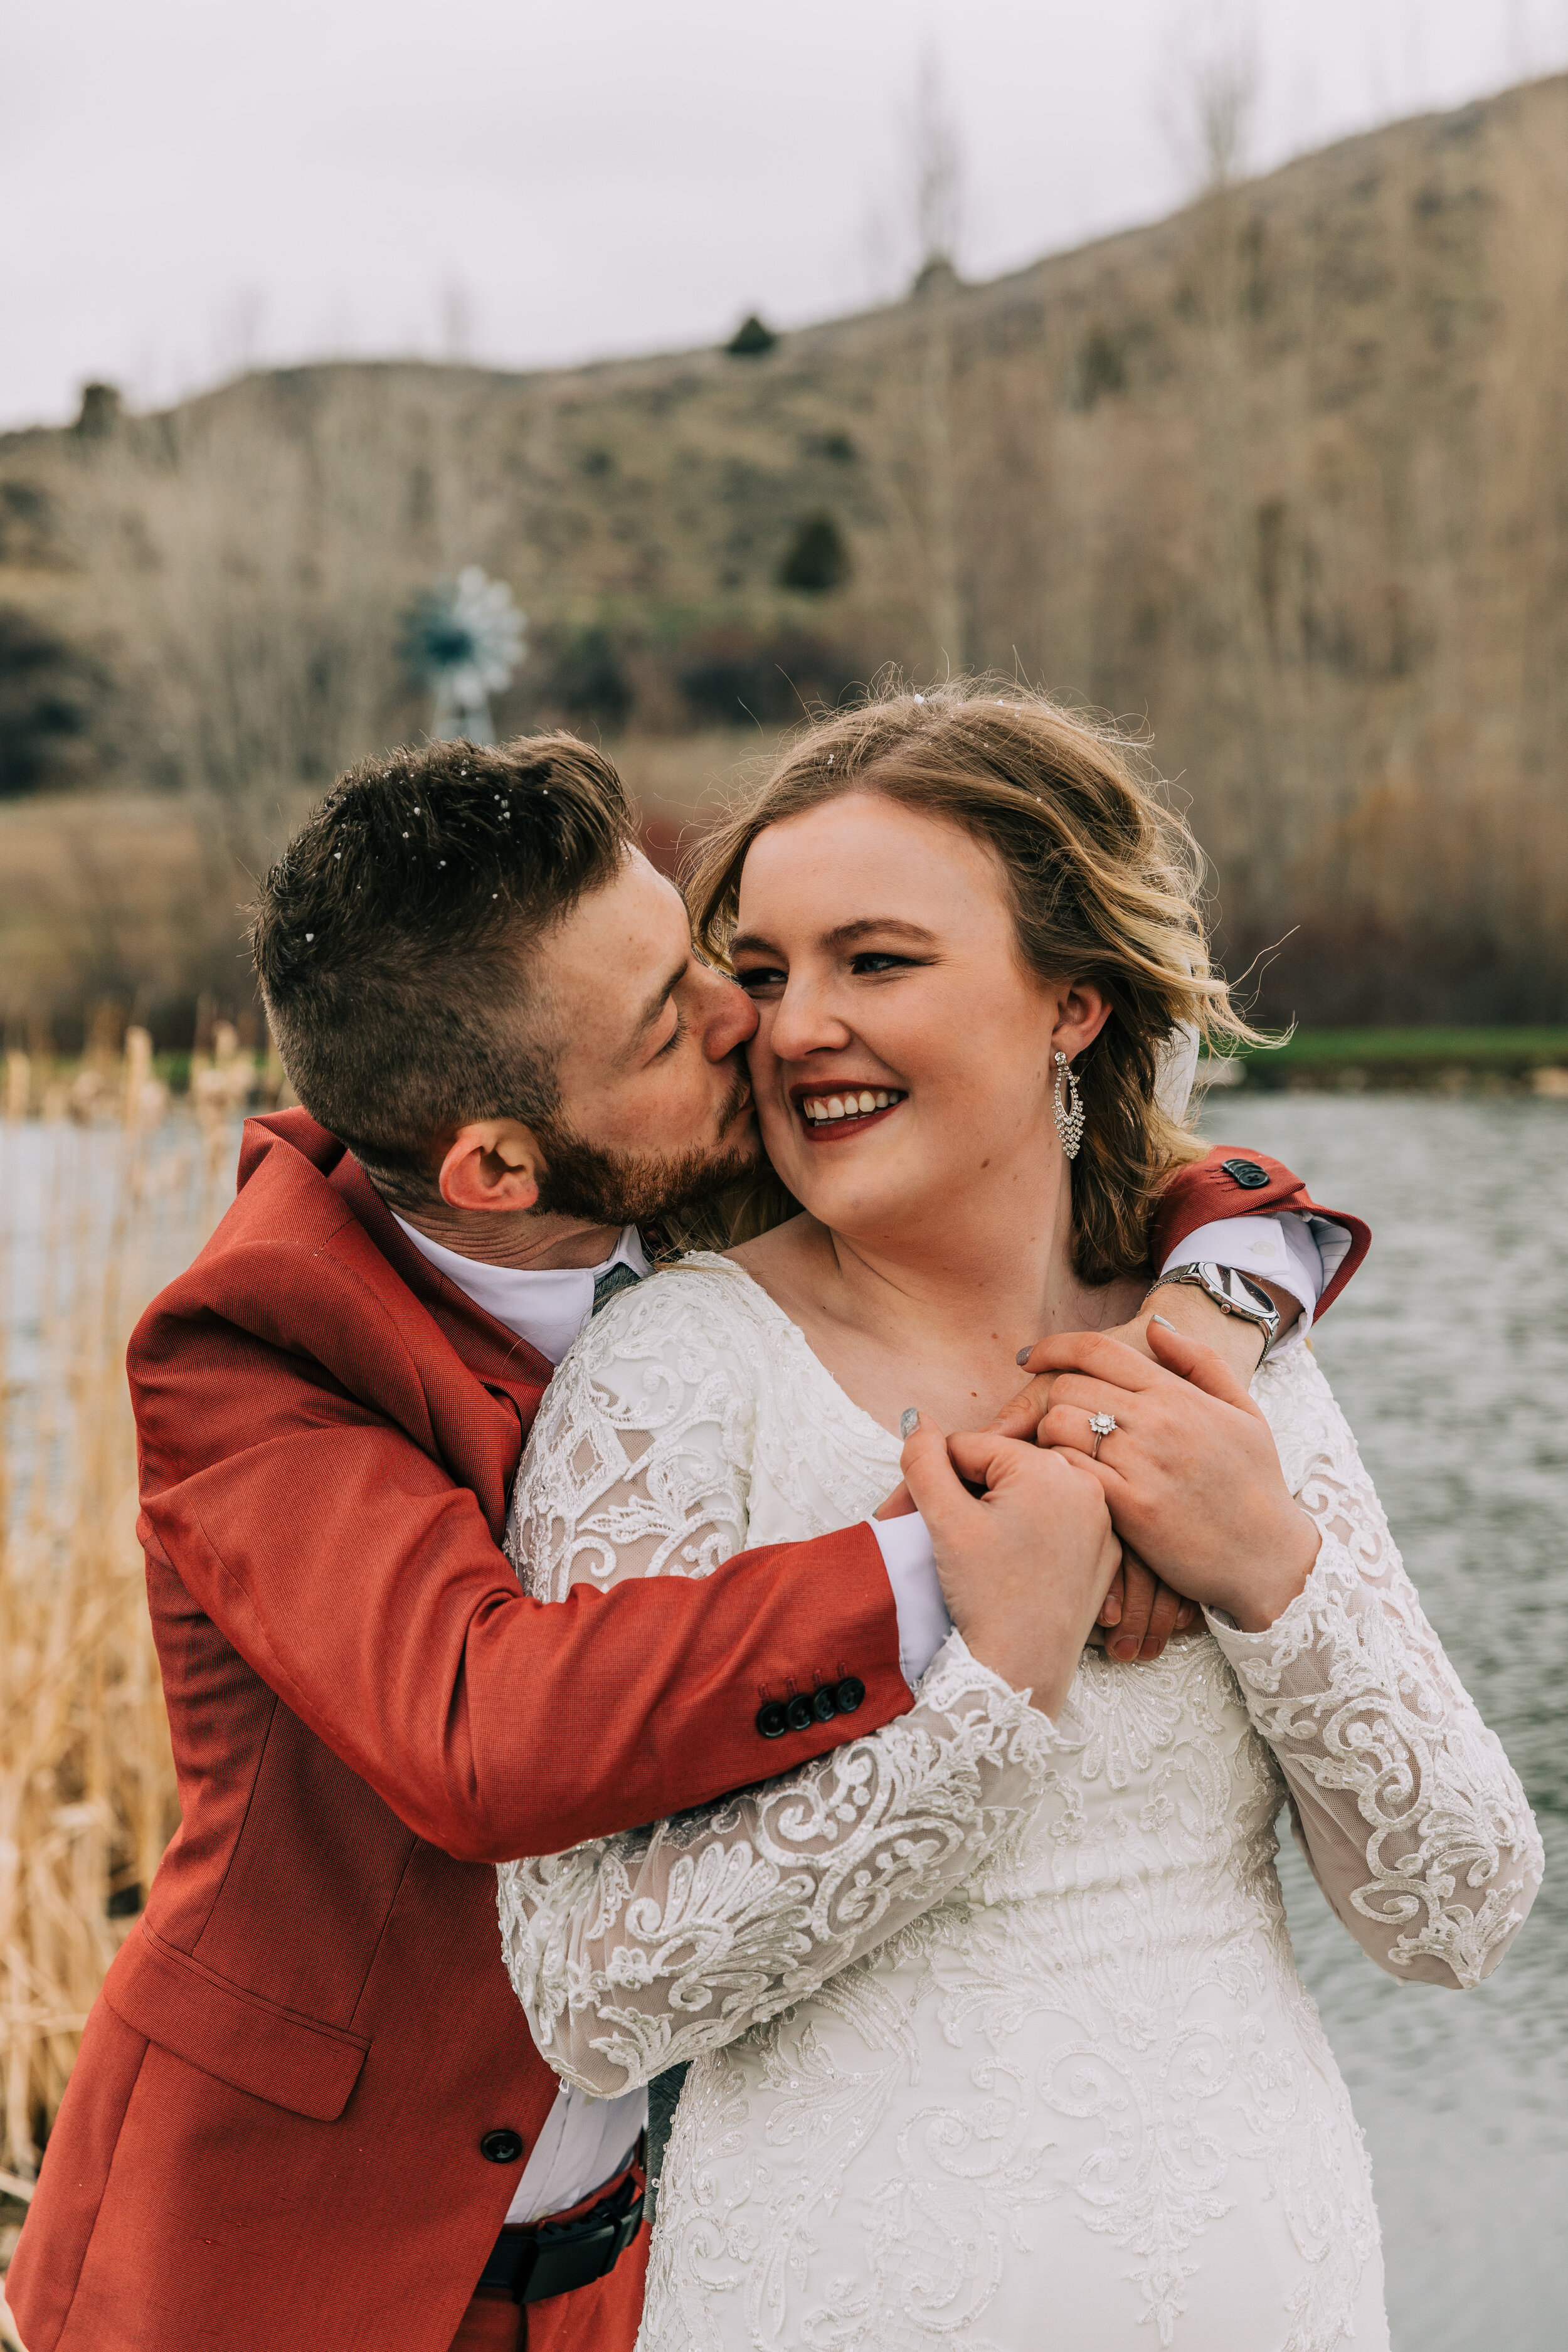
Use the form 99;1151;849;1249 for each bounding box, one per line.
1020;1323;1321;1632
898;1416;1122;1717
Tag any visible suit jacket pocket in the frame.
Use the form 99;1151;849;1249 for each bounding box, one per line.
103;1920;371;2121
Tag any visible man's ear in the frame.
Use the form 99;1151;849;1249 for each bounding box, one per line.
1050;980;1114;1064
437;1120;543;1214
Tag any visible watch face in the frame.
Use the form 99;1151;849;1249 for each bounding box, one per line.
1196;1264;1278;1332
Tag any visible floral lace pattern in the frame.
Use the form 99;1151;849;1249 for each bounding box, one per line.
497;1260;1542;2350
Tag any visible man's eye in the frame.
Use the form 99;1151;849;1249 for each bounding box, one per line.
734;966;787;995
658;1014;686;1054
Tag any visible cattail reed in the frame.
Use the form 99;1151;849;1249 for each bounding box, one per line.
0;1043;247;2202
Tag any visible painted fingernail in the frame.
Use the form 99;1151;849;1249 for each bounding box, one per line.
1015;1346;1033;1367
1151;1315;1177;1332
899;1407;919;1439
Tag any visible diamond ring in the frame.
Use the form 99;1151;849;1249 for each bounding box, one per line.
1088;1411;1118;1459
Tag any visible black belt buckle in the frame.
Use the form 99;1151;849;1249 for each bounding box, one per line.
480;2171;644;2306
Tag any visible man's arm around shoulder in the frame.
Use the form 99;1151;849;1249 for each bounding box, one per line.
132;1267;909;1865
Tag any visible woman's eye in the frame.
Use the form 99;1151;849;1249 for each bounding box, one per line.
849;953;918;976
734;966;787;995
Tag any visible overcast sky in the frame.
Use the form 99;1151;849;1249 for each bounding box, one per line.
5;0;1564;433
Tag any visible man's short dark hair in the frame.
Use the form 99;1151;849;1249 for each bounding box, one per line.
250;734;634;1210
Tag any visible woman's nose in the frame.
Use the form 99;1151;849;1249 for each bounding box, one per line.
766;975;851;1062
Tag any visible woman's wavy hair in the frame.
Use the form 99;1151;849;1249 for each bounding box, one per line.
682;675;1261;1285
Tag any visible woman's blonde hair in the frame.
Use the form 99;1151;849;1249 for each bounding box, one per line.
682;676;1259;1285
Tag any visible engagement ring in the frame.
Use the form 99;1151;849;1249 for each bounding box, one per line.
1089;1411;1117;1459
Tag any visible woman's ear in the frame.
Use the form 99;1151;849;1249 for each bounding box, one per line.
438;1120;543;1214
1050;981;1114;1063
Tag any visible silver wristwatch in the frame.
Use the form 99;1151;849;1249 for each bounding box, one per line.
1147;1261;1281;1353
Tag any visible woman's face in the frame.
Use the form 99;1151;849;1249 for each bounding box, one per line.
730;790;1109;1244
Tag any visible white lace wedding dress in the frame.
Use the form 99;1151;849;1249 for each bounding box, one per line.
495;1257;1542;2352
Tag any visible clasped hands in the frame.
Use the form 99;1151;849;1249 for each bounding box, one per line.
892;1315;1321;1715
1002;1317;1322;1642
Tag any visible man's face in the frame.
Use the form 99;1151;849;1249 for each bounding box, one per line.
524;848;763;1225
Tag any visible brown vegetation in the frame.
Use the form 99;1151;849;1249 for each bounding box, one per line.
0;1051;259;2299
3;77;1567;1030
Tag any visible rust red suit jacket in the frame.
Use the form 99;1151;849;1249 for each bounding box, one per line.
8;1114;1365;2352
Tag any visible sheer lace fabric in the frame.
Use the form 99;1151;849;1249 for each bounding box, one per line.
497;1257;1541;2351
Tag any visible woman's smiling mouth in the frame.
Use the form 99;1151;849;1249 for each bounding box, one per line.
794;1086;907;1140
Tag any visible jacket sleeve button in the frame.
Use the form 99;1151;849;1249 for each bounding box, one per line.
785;1693;816;1732
480;2129;526;2164
756;1700;790;1739
835;1677;866;1714
1220;1157;1269;1189
812;1684;839;1722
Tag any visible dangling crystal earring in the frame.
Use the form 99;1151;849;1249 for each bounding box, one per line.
1052;1050;1084;1160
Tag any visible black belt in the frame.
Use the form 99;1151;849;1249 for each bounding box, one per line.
477;2168;644;2306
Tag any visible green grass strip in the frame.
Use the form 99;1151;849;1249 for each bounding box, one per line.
1228;1028;1568;1067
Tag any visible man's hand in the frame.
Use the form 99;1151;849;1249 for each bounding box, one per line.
999;1280;1296;1441
1095;1550;1192;1661
897;1412;1120;1717
1026;1323;1320;1631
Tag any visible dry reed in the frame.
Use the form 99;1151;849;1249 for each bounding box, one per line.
0;1033;256;2311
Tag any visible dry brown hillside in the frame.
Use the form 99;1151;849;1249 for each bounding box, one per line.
3;74;1566;1034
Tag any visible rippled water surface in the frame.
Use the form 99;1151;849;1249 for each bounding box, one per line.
1198;1095;1568;2352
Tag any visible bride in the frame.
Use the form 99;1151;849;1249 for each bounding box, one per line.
495;684;1542;2350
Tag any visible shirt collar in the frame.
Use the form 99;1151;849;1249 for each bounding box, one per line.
389;1219;649;1366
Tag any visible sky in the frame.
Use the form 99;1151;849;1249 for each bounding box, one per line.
5;0;1565;433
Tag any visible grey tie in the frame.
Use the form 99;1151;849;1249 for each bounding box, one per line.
591;1260;643;1316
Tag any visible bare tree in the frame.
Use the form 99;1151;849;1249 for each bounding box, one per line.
859;45;967;299
209;285;267;385
1160;3;1261;195
439;275;475;363
909;48;963;270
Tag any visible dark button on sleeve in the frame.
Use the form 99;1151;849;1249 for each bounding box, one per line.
785;1693;816;1732
756;1699;790;1739
1221;1157;1269;1189
812;1684;839;1722
835;1676;866;1714
480;2129;526;2164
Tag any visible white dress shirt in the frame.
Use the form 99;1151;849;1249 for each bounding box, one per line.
391;1209;1329;2220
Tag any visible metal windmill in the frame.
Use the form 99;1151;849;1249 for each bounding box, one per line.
403;566;526;743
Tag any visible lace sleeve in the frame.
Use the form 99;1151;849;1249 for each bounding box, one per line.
1209;1338;1544;1989
496;1265;1066;2096
500;1630;1064;2095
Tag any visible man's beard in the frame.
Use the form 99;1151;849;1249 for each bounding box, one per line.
530;1072;758;1229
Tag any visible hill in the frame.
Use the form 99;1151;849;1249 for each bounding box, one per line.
3;74;1566;1035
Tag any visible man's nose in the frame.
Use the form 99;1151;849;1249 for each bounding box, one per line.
699;967;758;1059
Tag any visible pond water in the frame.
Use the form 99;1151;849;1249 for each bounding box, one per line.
1197;1094;1567;2352
0;1116;235;1527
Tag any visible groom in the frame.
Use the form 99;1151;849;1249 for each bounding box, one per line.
7;735;1364;2352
